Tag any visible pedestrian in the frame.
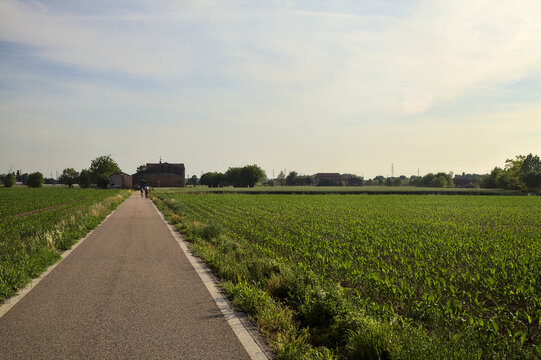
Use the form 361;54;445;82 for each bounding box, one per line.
145;186;149;198
140;186;144;197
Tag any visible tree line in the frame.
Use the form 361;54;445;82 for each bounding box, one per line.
0;171;45;188
480;154;541;193
196;154;540;194
2;153;540;194
199;165;266;188
0;155;121;189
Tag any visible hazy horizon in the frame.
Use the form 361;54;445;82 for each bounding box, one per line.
1;0;540;179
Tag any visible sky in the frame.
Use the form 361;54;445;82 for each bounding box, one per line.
1;0;540;179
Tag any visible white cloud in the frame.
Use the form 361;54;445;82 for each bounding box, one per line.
0;0;539;176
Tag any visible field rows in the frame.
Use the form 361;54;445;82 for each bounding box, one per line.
155;192;541;358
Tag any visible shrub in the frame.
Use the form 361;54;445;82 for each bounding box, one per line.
3;173;15;187
27;172;44;188
346;318;391;360
200;220;223;241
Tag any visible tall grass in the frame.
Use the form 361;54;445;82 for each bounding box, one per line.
0;189;130;301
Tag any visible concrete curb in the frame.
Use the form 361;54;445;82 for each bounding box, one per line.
150;201;273;360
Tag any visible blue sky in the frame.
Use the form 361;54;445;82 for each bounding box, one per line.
1;0;539;179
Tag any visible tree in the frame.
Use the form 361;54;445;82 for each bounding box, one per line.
480;154;540;191
225;167;242;187
79;169;92;188
187;175;198;186
89;155;121;188
200;172;226;188
27;172;44;188
59;168;79;188
225;165;266;187
502;155;525;190
522;171;541;193
408;172;453;188
409;175;420;186
276;171;286;186
373;176;385;186
3;173;15;187
429;175;446;188
520;154;541;193
136;164;147;173
385;177;401;186
481;167;504;188
242;164;266;187
285;171;298;186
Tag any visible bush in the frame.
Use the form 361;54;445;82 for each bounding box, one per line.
200;220;223;241
79;169;92;188
3;173;15;187
346;319;391;360
27;172;44;188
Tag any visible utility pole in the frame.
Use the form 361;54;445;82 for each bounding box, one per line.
391;163;394;178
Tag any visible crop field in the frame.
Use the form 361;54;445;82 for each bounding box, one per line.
171;185;519;195
0;187;130;301
153;191;541;359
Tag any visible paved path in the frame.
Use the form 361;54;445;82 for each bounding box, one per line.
0;193;265;359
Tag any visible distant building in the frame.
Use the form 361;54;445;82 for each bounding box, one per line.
343;177;364;186
314;173;342;186
132;162;185;188
453;173;480;188
110;172;133;189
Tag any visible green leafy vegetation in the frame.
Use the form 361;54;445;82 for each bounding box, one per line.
27;172;44;188
88;154;121;188
481;154;541;193
153;191;541;359
200;164;266;188
0;187;130;301
59;168;79;188
160;185;517;195
2;173;15;188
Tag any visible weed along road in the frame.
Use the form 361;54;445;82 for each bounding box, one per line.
0;193;267;360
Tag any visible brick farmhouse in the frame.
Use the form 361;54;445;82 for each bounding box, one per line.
132;162;185;188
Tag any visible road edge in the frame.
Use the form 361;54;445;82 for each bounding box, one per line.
150;201;272;360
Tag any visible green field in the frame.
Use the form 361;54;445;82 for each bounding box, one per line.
170;185;519;195
0;187;130;301
153;190;541;359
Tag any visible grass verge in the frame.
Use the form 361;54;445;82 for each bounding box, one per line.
0;191;131;302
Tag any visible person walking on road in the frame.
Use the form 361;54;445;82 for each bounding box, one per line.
140;186;144;198
144;186;149;198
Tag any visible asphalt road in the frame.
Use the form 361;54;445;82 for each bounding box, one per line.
0;193;256;359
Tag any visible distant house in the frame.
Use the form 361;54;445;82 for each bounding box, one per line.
314;173;342;186
344;177;364;186
110;172;133;189
453;174;480;188
132;162;185;188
